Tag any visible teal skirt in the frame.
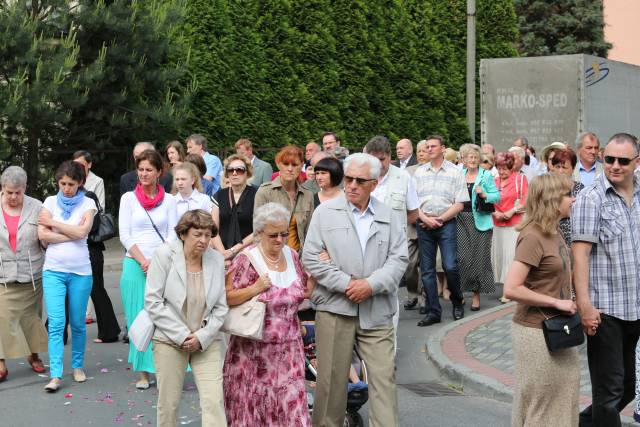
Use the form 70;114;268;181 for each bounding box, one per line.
120;257;155;373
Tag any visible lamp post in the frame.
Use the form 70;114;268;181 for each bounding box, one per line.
466;0;476;142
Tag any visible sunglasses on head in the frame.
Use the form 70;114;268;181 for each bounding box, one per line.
226;167;247;175
604;155;638;166
344;175;376;185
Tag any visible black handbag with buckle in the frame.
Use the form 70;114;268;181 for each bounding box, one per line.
537;259;584;352
540;313;584;352
474;170;495;213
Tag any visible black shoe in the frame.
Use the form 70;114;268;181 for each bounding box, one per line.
419;305;427;315
122;333;129;344
470;305;480;312
417;314;441;327
403;298;418;310
453;304;465;321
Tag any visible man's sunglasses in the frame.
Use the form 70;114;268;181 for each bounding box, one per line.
226;167;247;175
604;155;638;166
344;175;376;185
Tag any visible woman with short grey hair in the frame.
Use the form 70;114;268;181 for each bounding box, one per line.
252;202;290;238
0;166;48;382
223;202;312;426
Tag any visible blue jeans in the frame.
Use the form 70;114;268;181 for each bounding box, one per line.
416;219;464;318
42;270;93;378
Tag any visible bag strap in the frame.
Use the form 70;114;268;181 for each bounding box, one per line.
137;199;165;243
241;247;268;277
537;237;574;320
516;174;524;201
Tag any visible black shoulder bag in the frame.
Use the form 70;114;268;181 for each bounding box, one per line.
538;266;584;352
474;169;495;213
88;197;116;243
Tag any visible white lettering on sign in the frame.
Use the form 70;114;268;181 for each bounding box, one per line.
496;93;568;110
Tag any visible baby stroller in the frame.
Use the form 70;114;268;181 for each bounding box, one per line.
302;323;369;427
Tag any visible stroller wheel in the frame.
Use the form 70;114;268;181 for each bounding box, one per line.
343;411;363;427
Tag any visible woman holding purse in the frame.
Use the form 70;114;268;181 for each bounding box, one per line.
119;149;177;390
222;202;311;426
503;173;579;426
458;144;500;311
145;210;228;426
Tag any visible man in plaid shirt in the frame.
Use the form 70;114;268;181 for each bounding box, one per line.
572;133;640;426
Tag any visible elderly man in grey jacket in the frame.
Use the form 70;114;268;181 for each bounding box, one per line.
302;153;408;427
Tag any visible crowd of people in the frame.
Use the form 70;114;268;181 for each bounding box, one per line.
0;129;638;427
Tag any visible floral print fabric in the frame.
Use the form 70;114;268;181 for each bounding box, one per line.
223;246;311;426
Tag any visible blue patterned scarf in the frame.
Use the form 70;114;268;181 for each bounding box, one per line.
56;190;85;220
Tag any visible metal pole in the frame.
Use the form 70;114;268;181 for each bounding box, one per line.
466;0;476;142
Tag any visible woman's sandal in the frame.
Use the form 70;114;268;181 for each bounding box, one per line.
0;369;7;382
73;369;86;383
135;379;150;390
44;378;61;392
27;355;46;374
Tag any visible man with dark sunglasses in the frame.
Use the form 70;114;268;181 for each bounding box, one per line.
302;152;408;427
572;132;640;426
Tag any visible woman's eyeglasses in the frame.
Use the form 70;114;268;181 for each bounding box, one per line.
226;167;247;175
603;155;638;166
266;232;289;239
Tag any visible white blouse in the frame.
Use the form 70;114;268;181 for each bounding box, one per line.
249;245;297;289
173;189;213;219
42;195;97;275
119;192;178;260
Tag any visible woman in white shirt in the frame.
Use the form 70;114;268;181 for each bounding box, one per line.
119;149;177;390
38;161;97;392
172;162;213;220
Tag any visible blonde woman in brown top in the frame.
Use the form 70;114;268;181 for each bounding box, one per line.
503;173;580;427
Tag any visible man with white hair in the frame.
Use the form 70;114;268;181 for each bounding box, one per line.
508;146;537;184
303;152;408;427
119;142;173;196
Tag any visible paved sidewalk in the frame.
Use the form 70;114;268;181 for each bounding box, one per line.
426;303;639;426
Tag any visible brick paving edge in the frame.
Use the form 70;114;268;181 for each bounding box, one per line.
425;303;516;403
424;303;639;426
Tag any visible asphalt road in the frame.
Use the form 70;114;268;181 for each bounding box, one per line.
1;268;513;426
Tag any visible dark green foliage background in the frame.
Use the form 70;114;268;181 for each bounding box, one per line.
514;0;611;57
183;0;519;153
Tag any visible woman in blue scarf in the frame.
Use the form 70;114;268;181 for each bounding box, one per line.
38;161;97;393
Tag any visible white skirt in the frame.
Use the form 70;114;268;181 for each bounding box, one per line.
491;226;518;284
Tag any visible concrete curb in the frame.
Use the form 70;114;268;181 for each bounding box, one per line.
425;303;516;403
425;303;639;426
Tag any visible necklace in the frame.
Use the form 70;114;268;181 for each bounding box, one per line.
258;244;282;267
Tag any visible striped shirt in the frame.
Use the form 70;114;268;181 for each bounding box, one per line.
571;173;640;321
412;160;469;216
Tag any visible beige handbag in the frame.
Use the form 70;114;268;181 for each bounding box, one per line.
221;249;267;340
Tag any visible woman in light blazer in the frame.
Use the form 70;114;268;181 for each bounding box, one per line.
145;210;228;427
458;144;500;311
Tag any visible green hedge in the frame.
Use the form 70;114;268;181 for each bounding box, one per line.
183;0;518;152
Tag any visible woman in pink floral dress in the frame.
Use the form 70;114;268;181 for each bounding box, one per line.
223;203;311;426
